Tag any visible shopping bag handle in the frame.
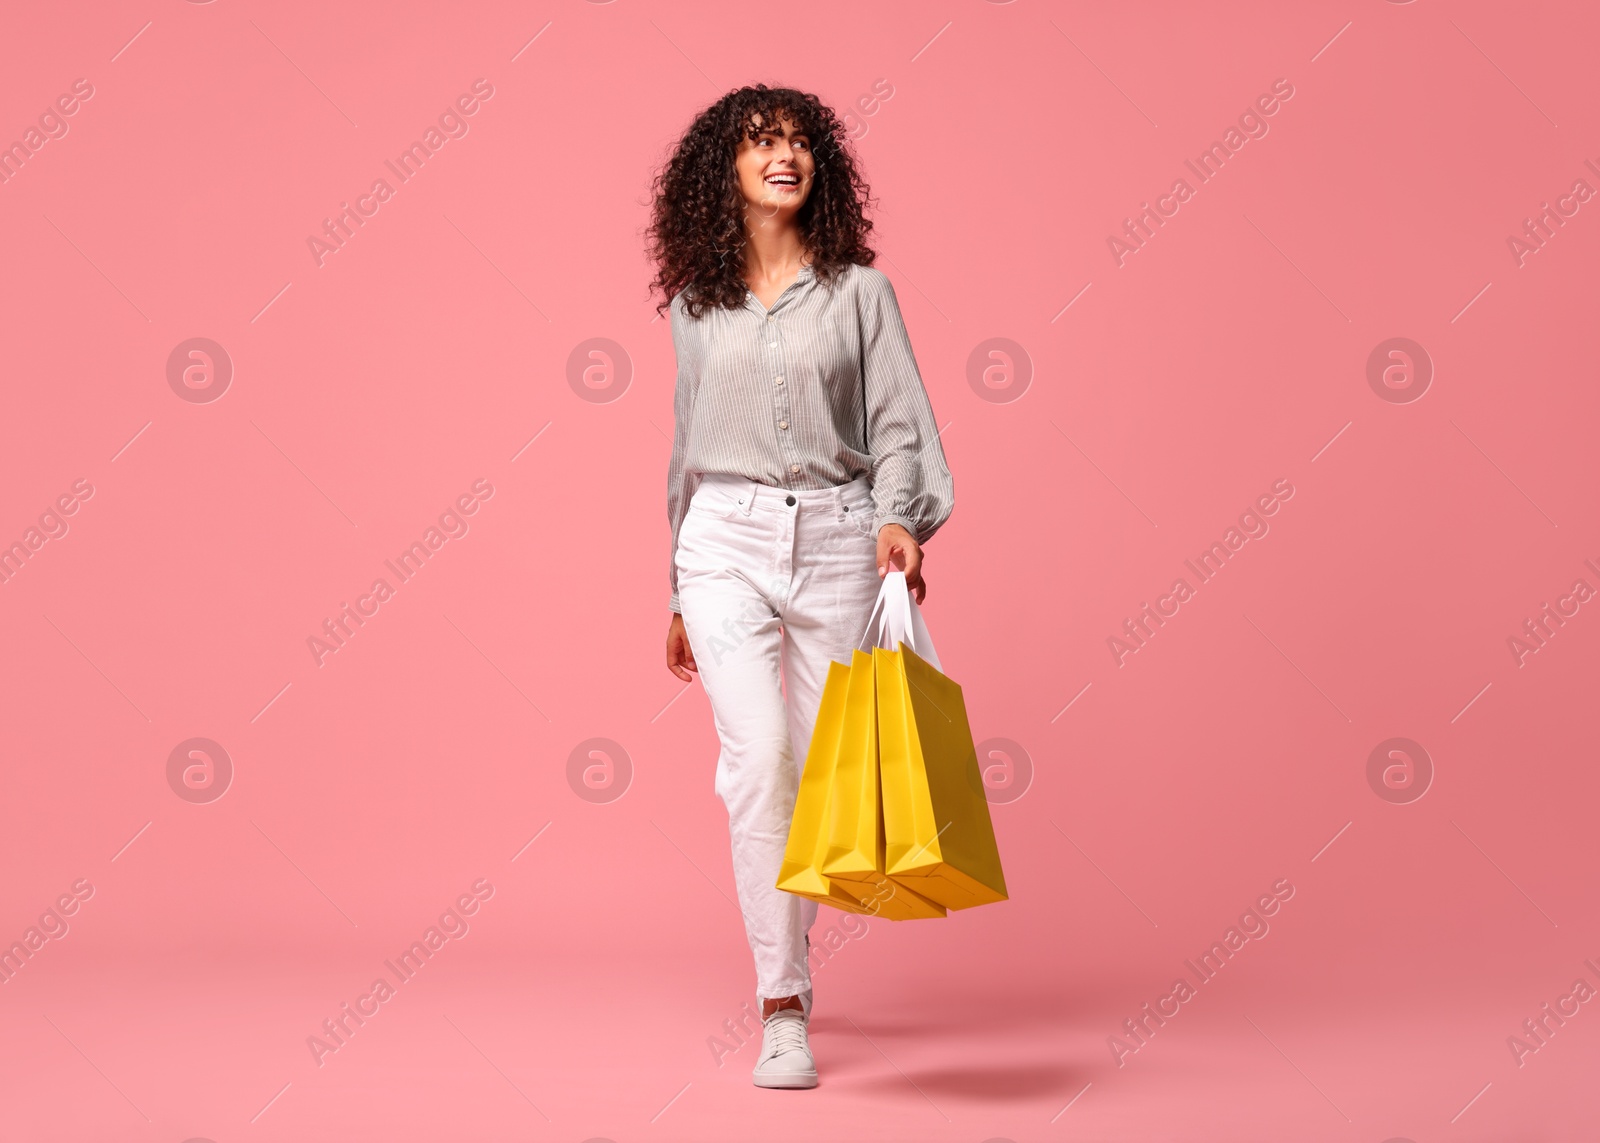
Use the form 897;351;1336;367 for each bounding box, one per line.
857;570;943;672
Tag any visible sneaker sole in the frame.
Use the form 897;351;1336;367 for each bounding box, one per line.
752;1070;818;1090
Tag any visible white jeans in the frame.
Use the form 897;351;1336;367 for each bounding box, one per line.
675;472;882;1001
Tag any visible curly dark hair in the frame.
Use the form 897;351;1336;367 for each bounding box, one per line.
646;84;877;319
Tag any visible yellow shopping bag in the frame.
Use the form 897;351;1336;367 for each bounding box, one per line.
822;649;946;921
873;574;1008;911
776;659;877;914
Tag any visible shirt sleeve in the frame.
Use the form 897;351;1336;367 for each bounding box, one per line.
666;293;699;613
858;268;955;544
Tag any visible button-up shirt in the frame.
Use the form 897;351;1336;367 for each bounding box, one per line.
666;261;954;612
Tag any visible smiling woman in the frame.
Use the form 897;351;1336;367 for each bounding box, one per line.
645;84;955;1092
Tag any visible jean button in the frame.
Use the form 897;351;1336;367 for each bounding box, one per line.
785;494;796;506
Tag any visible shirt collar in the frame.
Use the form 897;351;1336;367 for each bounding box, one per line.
745;261;815;314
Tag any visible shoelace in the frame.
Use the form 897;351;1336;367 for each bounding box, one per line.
762;1012;809;1060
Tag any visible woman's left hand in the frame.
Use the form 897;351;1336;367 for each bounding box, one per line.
876;523;926;602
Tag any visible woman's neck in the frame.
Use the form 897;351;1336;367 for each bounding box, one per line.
741;217;808;284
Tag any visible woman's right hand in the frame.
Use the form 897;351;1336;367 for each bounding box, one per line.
666;613;698;682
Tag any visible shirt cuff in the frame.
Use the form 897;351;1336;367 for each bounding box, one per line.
874;514;920;539
669;592;681;614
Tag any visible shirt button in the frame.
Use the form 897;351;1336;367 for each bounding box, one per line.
767;315;774;322
790;464;801;474
769;342;777;349
775;376;784;385
778;421;789;429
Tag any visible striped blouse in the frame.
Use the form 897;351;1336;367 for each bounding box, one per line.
666;260;954;612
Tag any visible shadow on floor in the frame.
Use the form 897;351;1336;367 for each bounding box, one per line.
834;1062;1082;1101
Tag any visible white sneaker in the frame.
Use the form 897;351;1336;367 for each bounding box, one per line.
752;1008;817;1089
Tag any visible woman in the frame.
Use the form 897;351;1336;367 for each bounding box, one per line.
647;84;953;1089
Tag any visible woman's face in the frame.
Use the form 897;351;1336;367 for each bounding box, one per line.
733;113;815;223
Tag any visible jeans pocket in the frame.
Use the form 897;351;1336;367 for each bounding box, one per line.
841;497;877;538
690;481;745;520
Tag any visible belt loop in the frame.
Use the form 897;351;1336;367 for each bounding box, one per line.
832;483;846;522
741;479;756;515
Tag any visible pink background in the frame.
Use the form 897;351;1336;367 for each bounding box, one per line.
2;1;1597;1140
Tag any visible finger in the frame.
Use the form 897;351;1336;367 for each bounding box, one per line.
900;548;921;592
